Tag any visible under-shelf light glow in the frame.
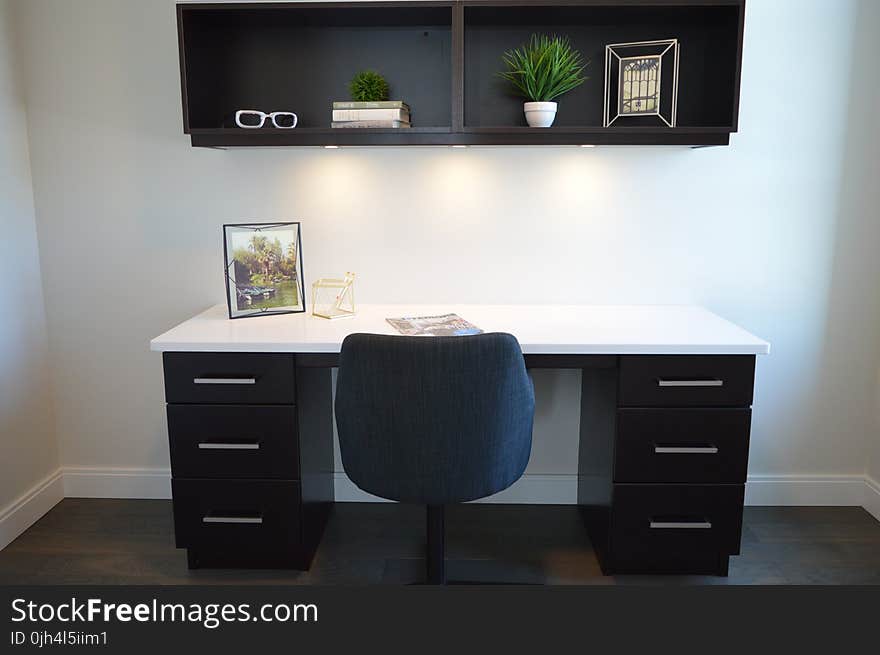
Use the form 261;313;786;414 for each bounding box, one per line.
580;145;596;148
451;145;467;149
324;145;340;149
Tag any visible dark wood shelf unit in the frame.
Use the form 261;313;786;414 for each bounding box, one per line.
177;1;745;147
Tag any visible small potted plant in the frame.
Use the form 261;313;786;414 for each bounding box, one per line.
498;34;588;128
348;70;389;102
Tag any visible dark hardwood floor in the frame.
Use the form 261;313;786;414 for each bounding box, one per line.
1;500;878;585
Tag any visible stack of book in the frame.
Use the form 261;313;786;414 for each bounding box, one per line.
331;101;411;129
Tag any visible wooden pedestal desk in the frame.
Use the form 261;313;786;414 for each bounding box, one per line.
152;304;769;575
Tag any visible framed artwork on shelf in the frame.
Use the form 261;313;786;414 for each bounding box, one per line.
604;39;679;128
222;222;305;319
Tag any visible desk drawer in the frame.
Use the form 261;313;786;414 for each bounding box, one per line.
163;352;295;404
172;479;301;550
168;405;299;479
611;483;745;557
615;408;751;483
618;356;755;407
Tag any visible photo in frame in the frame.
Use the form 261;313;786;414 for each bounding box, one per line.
223;222;305;319
603;39;679;128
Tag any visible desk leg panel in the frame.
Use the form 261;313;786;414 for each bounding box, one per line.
296;363;336;566
577;365;619;573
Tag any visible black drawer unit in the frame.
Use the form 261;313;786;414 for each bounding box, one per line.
162;352;334;570
167;404;299;479
579;356;756;576
172;479;302;550
163;352;296;404
618;355;755;407
615;408;751;483
611;483;745;559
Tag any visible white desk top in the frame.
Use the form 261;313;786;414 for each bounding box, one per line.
150;304;770;355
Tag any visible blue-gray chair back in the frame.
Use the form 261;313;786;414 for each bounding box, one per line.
335;333;535;505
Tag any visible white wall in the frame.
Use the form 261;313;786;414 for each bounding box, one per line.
874;363;880;486
12;0;880;501
0;0;60;543
822;0;880;494
859;0;880;492
847;0;880;489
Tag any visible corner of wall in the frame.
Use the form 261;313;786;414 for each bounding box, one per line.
0;0;62;549
0;470;63;551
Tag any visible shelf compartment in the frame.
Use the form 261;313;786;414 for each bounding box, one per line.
178;2;454;132
463;3;742;130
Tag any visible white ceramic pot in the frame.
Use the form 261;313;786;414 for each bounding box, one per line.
524;101;557;128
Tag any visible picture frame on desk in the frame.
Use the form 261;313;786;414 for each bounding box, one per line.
223;222;306;319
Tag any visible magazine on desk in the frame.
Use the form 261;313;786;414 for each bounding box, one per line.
386;314;483;337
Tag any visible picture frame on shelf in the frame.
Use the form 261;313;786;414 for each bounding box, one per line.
222;222;305;319
604;39;679;128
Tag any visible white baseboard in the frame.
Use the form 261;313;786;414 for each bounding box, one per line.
0;469;64;551
56;468;577;505
2;468;878;552
333;472;578;504
62;467;172;499
54;468;880;516
337;472;880;511
744;474;867;507
51;468;880;513
478;474;579;504
864;475;880;522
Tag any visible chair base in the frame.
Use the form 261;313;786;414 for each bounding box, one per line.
384;558;545;585
382;505;542;585
426;504;446;584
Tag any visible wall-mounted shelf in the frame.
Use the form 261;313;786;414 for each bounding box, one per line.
177;1;745;148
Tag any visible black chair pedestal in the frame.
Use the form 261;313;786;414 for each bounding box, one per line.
426;505;446;585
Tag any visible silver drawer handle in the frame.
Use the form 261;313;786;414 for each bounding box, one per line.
657;378;723;387
193;377;257;385
650;520;712;529
202;516;263;524
198;442;260;450
654;445;719;455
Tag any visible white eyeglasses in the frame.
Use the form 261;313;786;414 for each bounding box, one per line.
235;110;298;129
